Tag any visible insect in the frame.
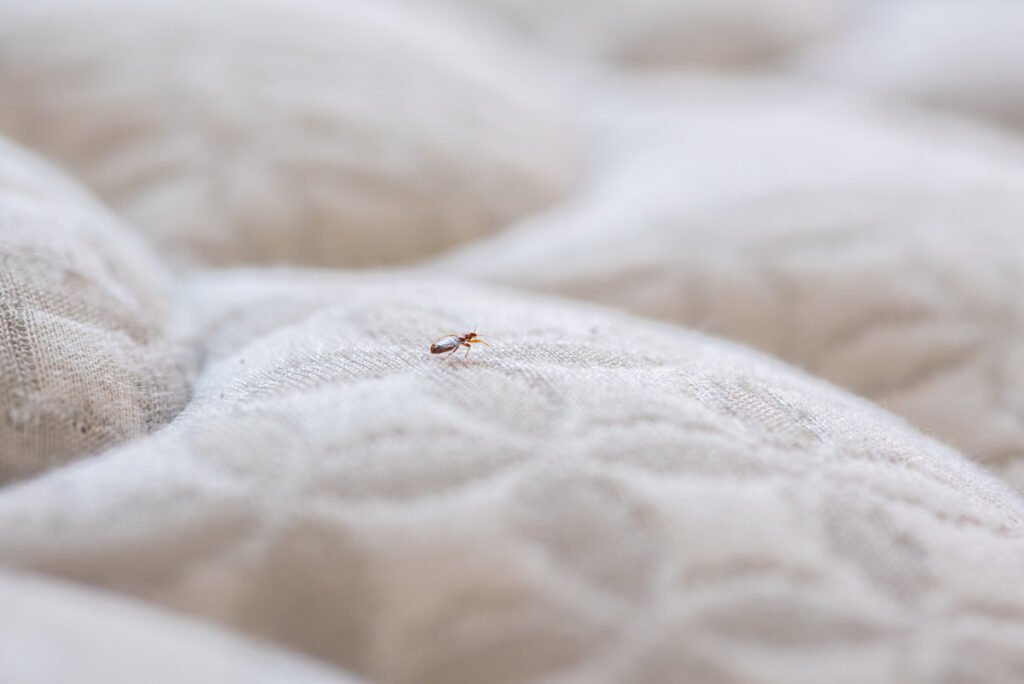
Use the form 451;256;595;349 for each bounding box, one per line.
430;328;491;361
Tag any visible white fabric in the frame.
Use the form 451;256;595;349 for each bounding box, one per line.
0;138;193;483
2;271;1023;683
0;0;580;268
794;0;1024;130
423;0;850;67
1;1;1024;683
427;76;1024;492
0;569;362;684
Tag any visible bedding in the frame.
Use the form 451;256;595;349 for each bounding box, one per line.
1;0;1023;682
0;569;361;684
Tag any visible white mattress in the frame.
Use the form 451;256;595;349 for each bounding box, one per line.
1;1;1023;682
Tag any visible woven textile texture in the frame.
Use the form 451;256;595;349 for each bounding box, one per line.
0;138;193;484
427;77;1024;491
1;0;1024;683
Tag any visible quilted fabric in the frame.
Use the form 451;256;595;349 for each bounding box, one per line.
2;1;1024;683
427;77;1024;492
0;138;193;484
1;272;1023;683
0;0;580;267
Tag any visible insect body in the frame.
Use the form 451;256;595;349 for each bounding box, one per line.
430;329;491;361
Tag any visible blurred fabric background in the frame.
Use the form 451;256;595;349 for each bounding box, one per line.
1;1;1023;682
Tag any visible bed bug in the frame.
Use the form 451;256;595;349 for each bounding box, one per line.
430;328;491;361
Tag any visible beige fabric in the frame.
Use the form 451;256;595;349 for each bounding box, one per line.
794;0;1024;130
425;0;850;68
3;1;1024;683
1;272;1023;683
0;569;362;684
0;138;192;484
428;77;1024;492
0;0;580;268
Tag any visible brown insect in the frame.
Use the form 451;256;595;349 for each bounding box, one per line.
430;328;491;361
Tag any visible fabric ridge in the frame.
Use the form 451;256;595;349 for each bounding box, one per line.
0;139;194;483
1;1;1024;682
